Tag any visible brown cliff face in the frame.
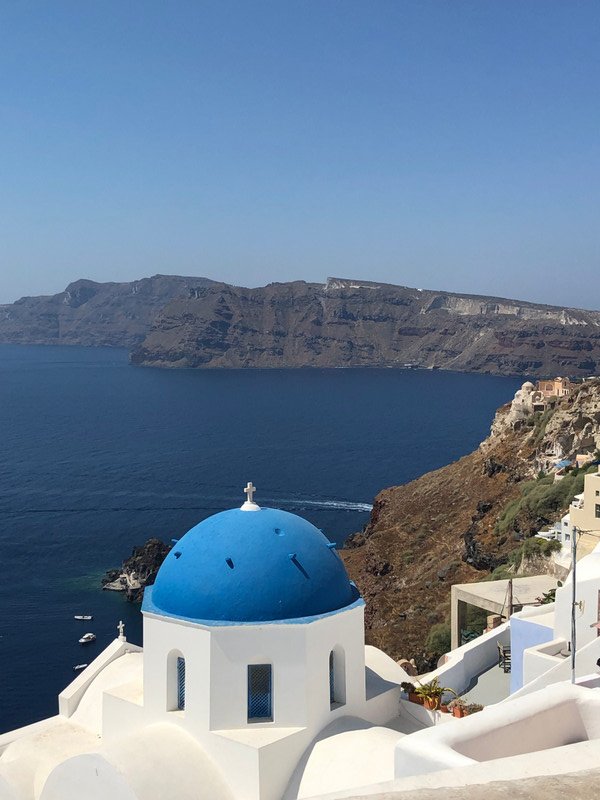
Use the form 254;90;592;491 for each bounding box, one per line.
0;275;218;348
341;379;600;664
132;278;600;377
3;275;600;377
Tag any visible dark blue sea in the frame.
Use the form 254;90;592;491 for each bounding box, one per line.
0;345;521;732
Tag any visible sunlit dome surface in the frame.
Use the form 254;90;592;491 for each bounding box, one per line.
145;506;361;623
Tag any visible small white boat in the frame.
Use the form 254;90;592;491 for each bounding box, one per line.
78;633;96;644
74;615;93;621
73;663;88;671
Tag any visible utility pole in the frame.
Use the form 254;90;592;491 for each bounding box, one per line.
571;528;579;684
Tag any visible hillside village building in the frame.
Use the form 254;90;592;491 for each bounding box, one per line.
536;376;572;398
2;484;600;799
536;466;600;567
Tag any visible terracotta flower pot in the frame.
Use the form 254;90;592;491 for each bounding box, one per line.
408;692;423;705
423;698;439;711
440;704;450;713
452;706;467;718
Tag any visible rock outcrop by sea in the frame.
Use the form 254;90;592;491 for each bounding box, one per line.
102;538;171;602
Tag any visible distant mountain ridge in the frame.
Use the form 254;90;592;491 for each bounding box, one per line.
2;275;600;377
131;277;600;377
0;274;218;347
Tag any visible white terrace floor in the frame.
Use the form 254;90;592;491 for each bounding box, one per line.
460;659;511;706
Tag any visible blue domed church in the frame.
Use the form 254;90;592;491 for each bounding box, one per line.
0;486;409;800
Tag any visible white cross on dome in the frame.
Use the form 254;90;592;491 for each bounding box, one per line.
241;481;260;511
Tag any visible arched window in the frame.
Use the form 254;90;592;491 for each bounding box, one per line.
248;664;273;722
329;647;346;708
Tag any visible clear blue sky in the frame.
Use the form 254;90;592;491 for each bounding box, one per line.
0;1;598;307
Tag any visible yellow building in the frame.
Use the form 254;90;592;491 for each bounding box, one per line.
569;467;600;556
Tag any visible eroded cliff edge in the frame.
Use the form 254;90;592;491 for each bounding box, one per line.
3;275;600;377
132;278;600;377
342;378;600;663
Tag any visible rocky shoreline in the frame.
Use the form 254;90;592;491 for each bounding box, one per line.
102;537;171;602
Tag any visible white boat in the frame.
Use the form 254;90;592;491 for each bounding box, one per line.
73;664;88;671
78;633;96;644
74;615;93;621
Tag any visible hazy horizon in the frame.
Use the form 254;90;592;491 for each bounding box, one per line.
1;1;599;308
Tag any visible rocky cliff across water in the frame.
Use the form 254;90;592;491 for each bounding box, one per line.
0;274;218;348
102;538;171;602
132;277;600;377
342;378;600;666
3;274;600;377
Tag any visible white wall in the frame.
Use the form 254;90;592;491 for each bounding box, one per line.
423;623;510;697
59;640;141;718
510;635;600;699
135;604;369;800
394;684;600;780
142;614;211;733
141;605;366;737
554;545;600;650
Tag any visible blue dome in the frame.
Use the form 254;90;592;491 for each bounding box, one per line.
144;507;361;623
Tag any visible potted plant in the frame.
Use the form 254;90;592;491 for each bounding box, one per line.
414;678;456;711
400;681;423;704
439;698;451;713
465;702;484;715
400;681;415;701
448;698;467;718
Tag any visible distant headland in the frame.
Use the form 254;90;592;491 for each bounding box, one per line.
2;274;600;377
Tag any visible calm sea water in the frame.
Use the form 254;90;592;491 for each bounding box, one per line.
0;345;521;732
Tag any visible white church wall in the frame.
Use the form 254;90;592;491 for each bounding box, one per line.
204;736;262;800
101;689;146;743
205;727;313;800
255;730;315;800
58;639;139;718
142;614;211;732
304;605;366;730
209;623;308;730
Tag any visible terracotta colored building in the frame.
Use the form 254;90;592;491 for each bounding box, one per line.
536;377;572;399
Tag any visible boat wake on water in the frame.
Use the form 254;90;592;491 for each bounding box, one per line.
270;498;373;512
1;490;373;515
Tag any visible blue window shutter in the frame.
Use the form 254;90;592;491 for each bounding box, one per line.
177;657;186;710
329;651;335;706
248;664;272;721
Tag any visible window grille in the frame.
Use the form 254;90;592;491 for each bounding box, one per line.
329;651;335;706
248;664;272;722
177;657;186;710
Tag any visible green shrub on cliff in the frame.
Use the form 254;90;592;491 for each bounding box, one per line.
426;622;451;656
495;466;594;538
489;537;562;580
